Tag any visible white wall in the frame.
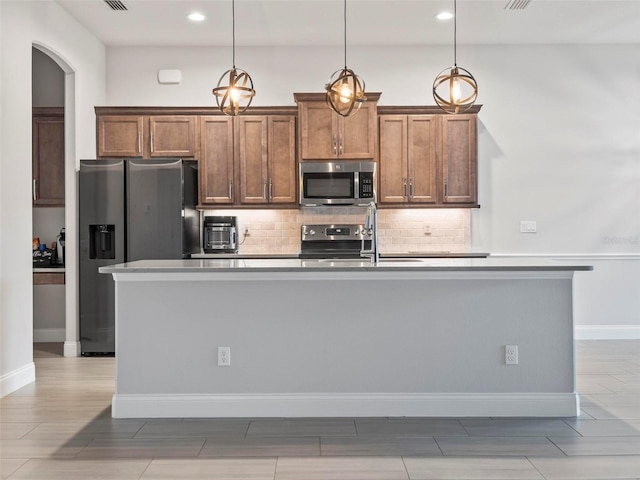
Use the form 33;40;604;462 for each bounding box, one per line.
106;44;640;336
0;0;106;396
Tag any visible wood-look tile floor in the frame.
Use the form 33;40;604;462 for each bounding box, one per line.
1;340;639;479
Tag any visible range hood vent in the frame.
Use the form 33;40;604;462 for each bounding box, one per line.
103;0;128;11
504;0;531;9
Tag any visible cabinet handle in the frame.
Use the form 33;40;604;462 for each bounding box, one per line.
332;135;337;155
409;178;414;199
33;179;37;201
150;131;154;153
263;181;268;200
403;178;407;200
444;178;449;198
137;131;141;153
228;181;233;200
339;139;343;155
269;179;273;201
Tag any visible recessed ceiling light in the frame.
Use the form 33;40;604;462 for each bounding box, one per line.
188;12;206;22
435;11;454;21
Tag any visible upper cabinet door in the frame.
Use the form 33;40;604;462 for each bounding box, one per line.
268;115;297;204
97;115;144;157
32;109;65;206
340;102;377;159
378;115;408;204
149;116;196;157
200;116;234;205
407;115;437;204
237;116;269;204
440;115;477;204
299;102;336;159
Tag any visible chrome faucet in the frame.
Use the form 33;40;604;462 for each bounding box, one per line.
360;201;379;263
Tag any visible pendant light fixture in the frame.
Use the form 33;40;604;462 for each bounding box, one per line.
432;0;478;114
325;0;366;117
212;0;255;116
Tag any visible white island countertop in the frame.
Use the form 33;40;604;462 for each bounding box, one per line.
100;257;593;274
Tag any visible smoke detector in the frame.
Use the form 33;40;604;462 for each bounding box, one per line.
504;0;532;10
103;0;128;11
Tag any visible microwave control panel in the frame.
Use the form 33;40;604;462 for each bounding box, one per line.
359;172;375;199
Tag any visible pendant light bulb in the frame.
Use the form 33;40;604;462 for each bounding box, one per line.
432;0;478;114
451;76;461;103
325;0;366;117
212;0;255;116
339;81;353;104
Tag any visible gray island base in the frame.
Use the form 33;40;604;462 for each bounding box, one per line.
100;258;592;419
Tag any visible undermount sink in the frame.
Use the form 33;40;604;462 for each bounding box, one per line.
314;258;368;262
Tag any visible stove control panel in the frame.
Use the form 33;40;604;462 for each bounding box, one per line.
301;224;372;242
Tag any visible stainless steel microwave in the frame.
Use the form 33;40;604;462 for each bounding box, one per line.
299;160;376;206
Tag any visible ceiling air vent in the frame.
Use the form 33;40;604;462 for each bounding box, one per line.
504;0;531;10
103;0;128;11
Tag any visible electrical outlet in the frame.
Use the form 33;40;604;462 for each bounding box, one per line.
217;347;231;367
423;224;432;235
520;220;537;233
244;227;250;237
505;345;518;365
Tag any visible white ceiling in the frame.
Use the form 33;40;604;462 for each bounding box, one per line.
54;0;640;47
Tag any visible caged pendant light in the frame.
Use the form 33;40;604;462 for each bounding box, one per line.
433;0;478;114
325;0;366;117
212;0;255;116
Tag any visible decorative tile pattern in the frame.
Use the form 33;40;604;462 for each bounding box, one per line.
204;208;471;254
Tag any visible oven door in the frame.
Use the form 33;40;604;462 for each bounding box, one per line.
204;227;236;251
300;171;355;206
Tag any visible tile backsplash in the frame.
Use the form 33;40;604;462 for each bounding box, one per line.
202;208;470;254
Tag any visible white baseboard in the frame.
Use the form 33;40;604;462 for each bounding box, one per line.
0;362;36;398
63;341;81;357
576;325;640;340
33;328;65;343
112;392;580;419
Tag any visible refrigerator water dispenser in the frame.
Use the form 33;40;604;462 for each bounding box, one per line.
89;224;115;259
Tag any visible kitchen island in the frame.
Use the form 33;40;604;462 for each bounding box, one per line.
100;258;592;419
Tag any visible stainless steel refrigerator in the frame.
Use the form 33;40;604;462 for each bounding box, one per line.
79;158;199;355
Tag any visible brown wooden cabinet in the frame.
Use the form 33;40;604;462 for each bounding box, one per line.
148;116;196;157
96;112;196;158
237;115;296;205
440;114;477;205
379;115;437;204
33;272;65;285
200;116;234;205
378;107;479;207
199;112;297;207
295;93;380;160
32;108;65;206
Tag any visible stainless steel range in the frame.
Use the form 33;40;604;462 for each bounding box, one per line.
300;224;372;259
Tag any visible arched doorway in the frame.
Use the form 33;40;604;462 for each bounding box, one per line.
31;43;79;358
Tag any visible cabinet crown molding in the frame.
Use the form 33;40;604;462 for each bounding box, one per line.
294;92;382;103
